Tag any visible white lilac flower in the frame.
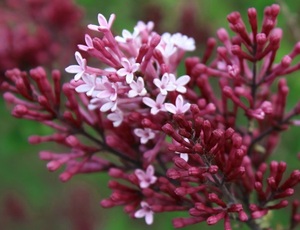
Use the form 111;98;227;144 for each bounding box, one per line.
135;165;157;188
160;32;195;51
128;77;147;98
134;201;154;225
142;93;166;115
134;128;156;144
165;95;191;114
171;33;196;51
88;13;115;31
156;41;177;61
134;21;154;34
161;32;172;44
65;51;87;81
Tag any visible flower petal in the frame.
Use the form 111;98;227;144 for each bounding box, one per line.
143;97;156;108
65;65;82;73
165;103;176;114
145;212;154;225
134;209;146;218
146;165;154;176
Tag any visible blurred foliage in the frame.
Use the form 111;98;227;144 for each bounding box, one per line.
1;0;300;229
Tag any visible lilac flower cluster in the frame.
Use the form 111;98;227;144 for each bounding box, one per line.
66;14;193;128
2;4;300;230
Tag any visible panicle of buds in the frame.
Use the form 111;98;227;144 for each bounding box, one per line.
2;67;116;181
2;4;300;230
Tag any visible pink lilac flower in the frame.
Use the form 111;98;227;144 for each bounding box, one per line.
168;74;191;93
78;34;94;51
88;13;116;31
134;201;154;225
75;74;98;96
135;165;157;188
134;128;156;144
107;109;124;127
153;73;176;95
65;51;87;81
116;58;140;84
115;28;141;57
115;29;139;44
128;77;147;97
87;97;103;110
164;95;191;114
134;21;154;34
96;77;118;101
142;93;166;115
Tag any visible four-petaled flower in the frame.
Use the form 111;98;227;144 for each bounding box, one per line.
153;73;176;95
135;165;157;188
75;74;98;96
97;78;118;101
169;74;191;93
157;39;177;60
117;58;140;84
88;13;115;31
115;29;139;44
107;109;123;127
134;21;154;34
142;93;166;115
65;51;87;81
78;34;94;51
134;201;154;225
165;95;191;114
128;77;147;97
134;128;156;144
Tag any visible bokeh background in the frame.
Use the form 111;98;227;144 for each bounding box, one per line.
1;0;300;229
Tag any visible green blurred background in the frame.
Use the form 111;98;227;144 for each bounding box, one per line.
1;0;300;229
